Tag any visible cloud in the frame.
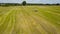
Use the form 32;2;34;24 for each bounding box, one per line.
0;0;60;3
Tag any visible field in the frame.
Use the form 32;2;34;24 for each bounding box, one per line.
0;6;60;34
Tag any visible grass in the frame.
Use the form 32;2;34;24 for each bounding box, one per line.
0;6;60;34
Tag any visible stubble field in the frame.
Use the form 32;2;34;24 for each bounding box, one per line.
0;6;60;34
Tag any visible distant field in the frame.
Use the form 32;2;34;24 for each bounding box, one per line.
0;6;60;34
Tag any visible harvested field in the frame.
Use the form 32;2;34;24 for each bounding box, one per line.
0;6;60;34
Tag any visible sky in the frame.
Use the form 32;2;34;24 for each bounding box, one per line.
0;0;60;4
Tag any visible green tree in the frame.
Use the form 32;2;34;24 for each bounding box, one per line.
22;1;26;6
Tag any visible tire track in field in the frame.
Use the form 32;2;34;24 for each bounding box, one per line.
15;7;33;34
0;7;16;34
14;6;42;34
21;7;46;34
21;6;48;34
35;6;60;34
11;7;26;34
21;7;48;34
36;6;60;33
0;11;12;34
21;8;41;34
4;11;16;34
14;6;40;34
31;15;59;34
0;7;15;26
29;7;57;34
5;7;17;34
22;6;60;34
0;6;60;34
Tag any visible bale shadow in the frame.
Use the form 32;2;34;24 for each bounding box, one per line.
34;9;38;12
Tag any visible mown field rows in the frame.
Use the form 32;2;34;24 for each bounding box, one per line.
0;6;60;34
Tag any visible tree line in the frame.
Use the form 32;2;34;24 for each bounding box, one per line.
0;1;60;6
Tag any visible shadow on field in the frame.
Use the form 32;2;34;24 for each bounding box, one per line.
34;9;38;12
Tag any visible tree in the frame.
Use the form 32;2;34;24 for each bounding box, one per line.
56;3;60;5
22;1;26;6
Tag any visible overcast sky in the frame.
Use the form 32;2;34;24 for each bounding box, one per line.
0;0;60;4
